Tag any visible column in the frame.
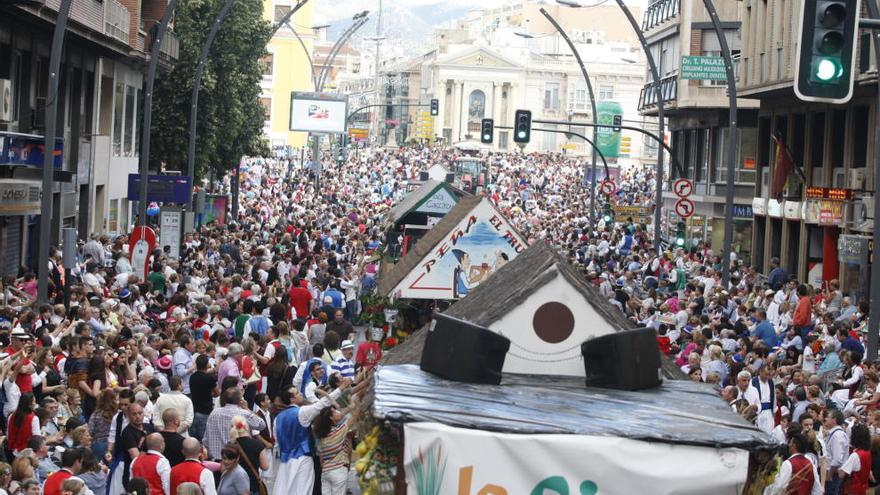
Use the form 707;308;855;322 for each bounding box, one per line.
451;81;461;143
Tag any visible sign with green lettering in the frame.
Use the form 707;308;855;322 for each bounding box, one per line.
680;56;728;80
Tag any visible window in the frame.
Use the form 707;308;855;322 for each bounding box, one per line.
124;85;135;156
261;54;274;77
543;82;560;111
568;86;586;111
274;5;291;23
260;97;272;118
112;82;124;156
598;85;614;101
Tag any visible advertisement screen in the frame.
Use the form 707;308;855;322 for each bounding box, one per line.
289;93;348;133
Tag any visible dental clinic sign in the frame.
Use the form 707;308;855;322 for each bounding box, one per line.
404;422;750;495
681;56;728;81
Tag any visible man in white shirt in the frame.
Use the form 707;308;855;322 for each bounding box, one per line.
153;376;194;435
823;409;849;495
735;370;760;420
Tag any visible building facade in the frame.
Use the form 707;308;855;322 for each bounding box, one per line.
738;0;877;294
0;0;178;275
639;0;760;265
260;0;314;150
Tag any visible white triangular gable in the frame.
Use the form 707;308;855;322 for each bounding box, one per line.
486;267;620;377
436;46;521;69
391;198;527;300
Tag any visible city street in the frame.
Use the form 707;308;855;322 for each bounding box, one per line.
0;0;879;493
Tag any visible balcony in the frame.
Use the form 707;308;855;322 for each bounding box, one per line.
642;0;680;32
148;29;179;62
104;0;131;45
638;75;678;111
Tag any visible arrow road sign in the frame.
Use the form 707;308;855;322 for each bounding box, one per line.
600;179;617;196
675;198;695;218
673;178;693;198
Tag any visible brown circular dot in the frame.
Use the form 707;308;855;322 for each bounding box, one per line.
532;302;575;344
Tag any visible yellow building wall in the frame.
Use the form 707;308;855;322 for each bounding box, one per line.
262;0;314;148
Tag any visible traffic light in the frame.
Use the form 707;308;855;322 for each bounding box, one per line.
675;221;686;247
513;110;532;143
602;204;613;223
794;0;860;103
612;114;622;132
480;118;494;144
430;99;439;116
619;136;632;155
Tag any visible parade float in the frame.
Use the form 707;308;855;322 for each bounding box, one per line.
354;242;777;495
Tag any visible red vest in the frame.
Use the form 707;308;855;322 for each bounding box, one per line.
170;460;206;495
848;449;872;495
43;469;73;495
7;413;35;452
786;454;815;495
131;452;165;495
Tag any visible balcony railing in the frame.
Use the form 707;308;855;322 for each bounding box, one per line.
104;0;130;44
638;75;678;110
642;0;680;31
150;30;180;61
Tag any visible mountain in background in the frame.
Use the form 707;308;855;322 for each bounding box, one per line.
315;0;506;45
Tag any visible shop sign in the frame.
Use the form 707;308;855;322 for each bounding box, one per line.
818;200;843;226
752;197;767;216
783;201;802;220
0;179;41;216
731;204;753;219
838;234;871;264
766;199;783;218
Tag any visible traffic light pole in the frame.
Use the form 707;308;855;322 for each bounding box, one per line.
538;7;600;237
495;125;610;176
861;0;880;360
532;119;682;176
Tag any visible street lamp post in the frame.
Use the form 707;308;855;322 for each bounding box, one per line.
186;0;236;213
138;0;179;225
37;0;74;304
316;12;369;92
539;5;600;236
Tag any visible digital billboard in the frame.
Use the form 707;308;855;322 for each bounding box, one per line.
289;92;348;133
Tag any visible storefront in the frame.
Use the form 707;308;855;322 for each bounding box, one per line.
0;179;42;277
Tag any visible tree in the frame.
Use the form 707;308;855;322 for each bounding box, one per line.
151;0;271;182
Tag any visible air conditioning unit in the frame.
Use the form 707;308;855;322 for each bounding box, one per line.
832;167;846;188
849;168;866;190
862;195;875;221
0;79;12;122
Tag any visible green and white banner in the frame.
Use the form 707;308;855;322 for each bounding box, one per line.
404;422;749;495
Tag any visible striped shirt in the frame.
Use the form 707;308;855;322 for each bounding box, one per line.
330;356;355;379
317;418;352;471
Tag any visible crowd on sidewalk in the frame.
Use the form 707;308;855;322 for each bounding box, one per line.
0;144;876;495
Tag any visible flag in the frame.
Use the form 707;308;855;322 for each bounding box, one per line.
770;133;796;202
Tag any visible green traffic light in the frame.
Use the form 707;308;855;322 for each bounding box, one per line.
815;57;840;81
517;131;526;139
675;238;685;247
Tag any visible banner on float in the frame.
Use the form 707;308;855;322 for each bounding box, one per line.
403;422;749;495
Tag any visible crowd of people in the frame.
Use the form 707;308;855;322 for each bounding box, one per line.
0;143;875;495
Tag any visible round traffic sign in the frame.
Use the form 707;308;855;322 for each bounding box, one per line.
600;179;617;196
673;178;693;198
674;198;695;218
